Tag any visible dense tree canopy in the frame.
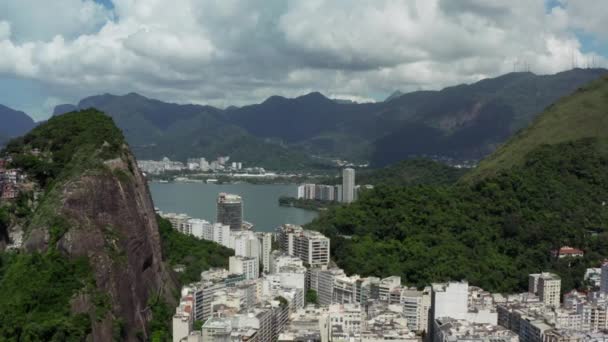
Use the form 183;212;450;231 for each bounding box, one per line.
308;139;608;293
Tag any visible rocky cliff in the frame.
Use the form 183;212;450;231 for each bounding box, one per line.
0;110;176;341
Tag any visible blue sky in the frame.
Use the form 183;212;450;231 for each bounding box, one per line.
0;0;606;121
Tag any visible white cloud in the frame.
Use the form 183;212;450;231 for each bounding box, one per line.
0;0;111;42
558;0;608;41
0;0;606;119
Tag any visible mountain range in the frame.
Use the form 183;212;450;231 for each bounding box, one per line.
6;68;607;169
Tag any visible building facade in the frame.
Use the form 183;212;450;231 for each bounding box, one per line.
217;193;243;231
342;168;355;203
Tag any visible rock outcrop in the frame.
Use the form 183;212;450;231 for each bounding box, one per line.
3;110;176;341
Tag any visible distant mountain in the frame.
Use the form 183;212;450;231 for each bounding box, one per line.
50;68;607;169
52;103;77;116
225;68;606;166
384;90;404;102
55;93;321;170
371;68;607;166
0;104;36;139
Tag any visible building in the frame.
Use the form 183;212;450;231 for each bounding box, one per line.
316;185;336;201
205;223;231;248
429;281;469;337
184;269;247;322
270;251;304;274
586;268;602;289
334;185;342;204
229;256;259;280
258;232;273;274
401;286;432;332
601;262;608;294
217;193;243;231
183;218;210;238
162;212;191;233
533;273;561;308
231;231;261;270
297;184;317;200
277;224;330;268
552;246;584;259
329;303;364;339
342;168;355;203
379;276;401;302
201;317;232;342
279;306;330;342
433;317;518;342
430;281;469;320
172;311;192;342
333;273;359;304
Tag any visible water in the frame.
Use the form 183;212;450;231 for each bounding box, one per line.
149;182;318;232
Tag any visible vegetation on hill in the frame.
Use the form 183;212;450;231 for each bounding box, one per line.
0;250;94;341
157;216;233;284
309;139;608;293
467;75;608;181
307;76;608;293
0;111;130;340
3;110;125;187
356;159;466;186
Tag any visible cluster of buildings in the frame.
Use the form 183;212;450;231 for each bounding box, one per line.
161;188;608;342
138;156;261;175
298;168;372;204
0;157;25;200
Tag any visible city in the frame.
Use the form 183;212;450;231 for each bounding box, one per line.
1;1;608;341
160;188;608;342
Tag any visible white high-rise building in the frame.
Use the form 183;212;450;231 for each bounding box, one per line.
231;231;260;271
601;262;608;293
277;224;330;267
297;184;317;200
257;232;273;273
184;218;210;239
202;223;231;248
342;168;355;203
229;256;259;280
429;281;469;337
401;286;432;333
538;273;561;307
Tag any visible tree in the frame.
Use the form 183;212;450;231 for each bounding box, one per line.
305;289;318;304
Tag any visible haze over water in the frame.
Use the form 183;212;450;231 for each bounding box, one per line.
149;182;318;232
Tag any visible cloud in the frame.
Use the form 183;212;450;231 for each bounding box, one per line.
558;0;608;41
0;0;606;119
0;0;111;42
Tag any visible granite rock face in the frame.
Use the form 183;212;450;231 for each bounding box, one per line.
22;149;175;340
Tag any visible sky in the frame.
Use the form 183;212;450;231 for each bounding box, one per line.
0;0;606;121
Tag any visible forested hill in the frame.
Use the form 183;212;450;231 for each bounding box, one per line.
356;159;466;186
0;111;177;340
466;74;608;181
306;75;608;293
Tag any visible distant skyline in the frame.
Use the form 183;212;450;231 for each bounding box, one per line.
0;0;607;121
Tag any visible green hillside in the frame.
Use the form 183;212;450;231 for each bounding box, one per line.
307;76;608;293
467;74;608;180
